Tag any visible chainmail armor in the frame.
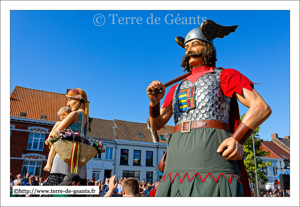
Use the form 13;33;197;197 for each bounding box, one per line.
172;68;231;125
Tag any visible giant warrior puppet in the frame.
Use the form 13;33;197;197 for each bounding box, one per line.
147;20;271;197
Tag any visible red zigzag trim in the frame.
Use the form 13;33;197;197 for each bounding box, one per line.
161;172;242;184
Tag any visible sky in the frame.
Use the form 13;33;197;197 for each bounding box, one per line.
10;10;290;141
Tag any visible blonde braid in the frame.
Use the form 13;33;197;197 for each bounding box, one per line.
85;101;90;130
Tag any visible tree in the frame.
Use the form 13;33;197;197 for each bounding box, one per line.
241;114;272;195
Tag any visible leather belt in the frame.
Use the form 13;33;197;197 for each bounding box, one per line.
174;120;231;133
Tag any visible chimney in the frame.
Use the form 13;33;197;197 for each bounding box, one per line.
271;133;278;139
284;136;290;140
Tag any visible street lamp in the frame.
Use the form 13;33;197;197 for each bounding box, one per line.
252;132;259;197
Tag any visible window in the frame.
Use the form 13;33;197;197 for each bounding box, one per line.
92;169;101;181
159;135;166;141
120;149;129;165
146;151;153;166
123;170;140;181
266;167;271;176
146;171;153;184
21;161;42;177
133;150;141;166
138;133;144;138
273;167;277;177
94;153;102;159
10;125;15;137
27;133;45;151
105;147;113;160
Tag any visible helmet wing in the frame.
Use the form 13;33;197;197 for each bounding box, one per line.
200;20;238;41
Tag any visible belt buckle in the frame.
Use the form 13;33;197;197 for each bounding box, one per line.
181;120;191;133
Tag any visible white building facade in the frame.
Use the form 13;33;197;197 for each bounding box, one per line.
86;140;117;182
85;139;167;183
114;139;167;183
259;157;280;190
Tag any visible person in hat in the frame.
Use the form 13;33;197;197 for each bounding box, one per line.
53;173;81;197
58;173;81;186
45;88;90;186
147;20;271;197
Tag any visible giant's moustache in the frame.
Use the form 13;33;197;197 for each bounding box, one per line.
181;51;203;68
183;51;203;62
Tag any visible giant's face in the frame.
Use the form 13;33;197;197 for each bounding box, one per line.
59;111;69;121
184;39;205;68
67;97;81;111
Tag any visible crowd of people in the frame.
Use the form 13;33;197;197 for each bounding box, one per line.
10;172;159;197
254;188;290;197
11;172;291;197
86;175;159;197
10;173;47;187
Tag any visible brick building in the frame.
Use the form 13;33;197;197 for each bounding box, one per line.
10;86;66;178
10;86;173;182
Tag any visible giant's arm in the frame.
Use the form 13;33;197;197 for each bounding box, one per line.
49;112;78;136
217;88;271;160
236;88;272;130
150;103;173;131
147;81;174;131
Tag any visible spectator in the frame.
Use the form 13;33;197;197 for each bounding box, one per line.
86;178;90;185
99;185;105;197
147;182;153;191
13;174;22;186
122;178;139;197
25;177;37;186
53;173;81;197
15;180;22;186
114;179;122;196
92;180;100;197
139;183;144;196
104;175;118;197
24;177;38;197
268;190;273;197
149;182;159;197
34;176;39;185
90;177;96;186
39;177;44;186
144;185;150;196
43;177;48;185
10;175;15;185
22;173;30;185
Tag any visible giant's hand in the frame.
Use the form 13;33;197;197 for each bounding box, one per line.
217;137;244;160
146;81;165;106
45;139;50;146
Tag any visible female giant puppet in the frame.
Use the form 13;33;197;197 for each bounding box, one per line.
147;20;271;197
45;88;90;186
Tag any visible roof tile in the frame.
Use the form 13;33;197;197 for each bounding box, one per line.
10;86;67;122
262;141;290;160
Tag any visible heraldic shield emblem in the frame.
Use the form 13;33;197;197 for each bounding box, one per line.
178;86;196;112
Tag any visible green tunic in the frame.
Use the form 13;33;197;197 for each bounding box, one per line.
155;128;244;197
